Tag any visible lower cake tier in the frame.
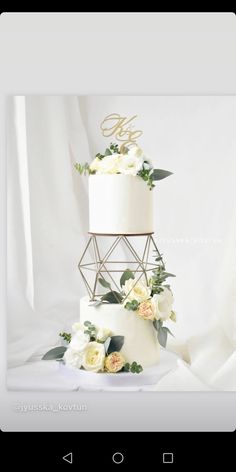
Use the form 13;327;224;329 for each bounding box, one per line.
80;296;160;368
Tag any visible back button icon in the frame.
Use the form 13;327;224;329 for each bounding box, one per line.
62;452;73;464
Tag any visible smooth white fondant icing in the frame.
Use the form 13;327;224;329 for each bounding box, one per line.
89;174;153;234
80;296;160;367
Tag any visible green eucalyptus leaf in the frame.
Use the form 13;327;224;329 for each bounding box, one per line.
164;327;174;337
157;327;168;348
98;278;112;290
124;300;139;311
130;363;137;373
107;335;124;354
120;269;135;287
105;148;112;156
152;169;173;181
163;272;176;278
84;321;91;326
101;291;123;304
42;346;67;361
153;319;162;331
155;256;163;262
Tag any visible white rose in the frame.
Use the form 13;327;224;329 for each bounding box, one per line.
96;154;120;174
82;341;105;372
151;287;174;321
118;153;144;176
123;278;151;303
72;322;83;333
143;160;153;171
127;145;145;160
96;327;111;342
69;331;90;351
63;348;83;369
128;146;153;170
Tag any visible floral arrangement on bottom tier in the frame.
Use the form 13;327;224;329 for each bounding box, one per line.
91;252;177;348
42;321;143;374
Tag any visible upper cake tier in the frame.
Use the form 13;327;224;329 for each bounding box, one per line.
89;174;153;234
75;141;172;235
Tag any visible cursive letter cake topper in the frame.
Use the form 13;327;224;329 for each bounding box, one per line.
100;113;143;152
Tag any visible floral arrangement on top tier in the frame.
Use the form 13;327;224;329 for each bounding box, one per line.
75;142;172;190
92;251;176;348
42;320;143;374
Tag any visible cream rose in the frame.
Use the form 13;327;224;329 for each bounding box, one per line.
105;351;125;373
123;277;151;303
69;331;90;351
96;327;111;342
138;300;155;320
82;341;105;372
151;287;174;321
63;348;83;369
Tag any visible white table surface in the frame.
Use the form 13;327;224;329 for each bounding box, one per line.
7;350;181;392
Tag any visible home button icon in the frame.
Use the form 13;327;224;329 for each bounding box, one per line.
112;452;124;464
163;452;174;464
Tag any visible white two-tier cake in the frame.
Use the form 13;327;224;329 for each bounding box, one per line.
80;173;159;368
43;126;176;384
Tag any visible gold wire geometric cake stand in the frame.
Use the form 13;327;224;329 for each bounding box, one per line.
78;233;164;301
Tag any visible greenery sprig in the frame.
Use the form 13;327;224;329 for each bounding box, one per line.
123;361;143;374
74;162;91;175
83;320;97;340
149;266;175;295
124;300;140;311
153;319;174;348
59;332;71;343
95;142;121;160
149;250;175;295
137;166;155;190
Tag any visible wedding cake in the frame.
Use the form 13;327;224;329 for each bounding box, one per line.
43;126;176;379
75;142;175;371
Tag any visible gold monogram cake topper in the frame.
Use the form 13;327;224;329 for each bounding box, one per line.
100;113;143;152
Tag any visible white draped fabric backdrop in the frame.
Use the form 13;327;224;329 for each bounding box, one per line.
7;95;236;390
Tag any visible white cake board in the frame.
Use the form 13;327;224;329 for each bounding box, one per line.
59;349;178;391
